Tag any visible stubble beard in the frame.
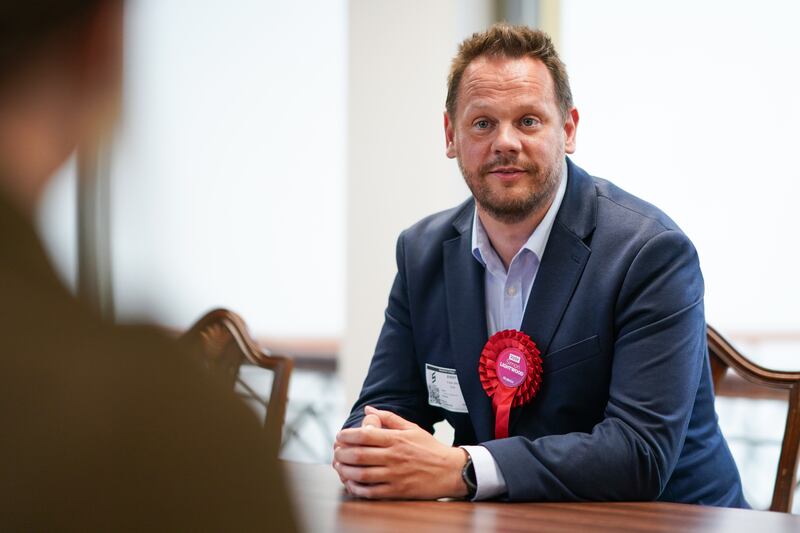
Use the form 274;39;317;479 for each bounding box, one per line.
458;153;563;224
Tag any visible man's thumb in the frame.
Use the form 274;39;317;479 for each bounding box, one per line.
361;413;382;428
365;406;415;430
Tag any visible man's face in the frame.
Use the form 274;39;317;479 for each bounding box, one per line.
444;56;578;224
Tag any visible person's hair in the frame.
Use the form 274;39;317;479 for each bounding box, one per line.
0;1;108;82
446;23;573;121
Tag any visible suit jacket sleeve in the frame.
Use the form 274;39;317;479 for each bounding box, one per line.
483;228;707;501
342;231;440;432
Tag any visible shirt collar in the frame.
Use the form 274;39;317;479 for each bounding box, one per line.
471;159;568;268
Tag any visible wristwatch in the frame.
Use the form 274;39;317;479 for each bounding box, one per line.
461;453;478;499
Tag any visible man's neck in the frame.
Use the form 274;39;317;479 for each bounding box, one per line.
477;199;553;271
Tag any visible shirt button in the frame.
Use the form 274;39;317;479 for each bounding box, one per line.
506;286;517;297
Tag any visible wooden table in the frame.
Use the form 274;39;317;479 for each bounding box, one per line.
286;461;800;532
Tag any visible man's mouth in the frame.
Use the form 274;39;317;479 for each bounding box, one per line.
490;166;526;174
488;166;528;180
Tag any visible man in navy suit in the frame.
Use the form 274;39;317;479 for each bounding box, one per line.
333;24;747;506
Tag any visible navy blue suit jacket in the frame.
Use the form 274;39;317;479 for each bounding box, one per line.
344;159;747;506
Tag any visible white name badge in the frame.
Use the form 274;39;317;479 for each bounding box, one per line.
425;363;468;413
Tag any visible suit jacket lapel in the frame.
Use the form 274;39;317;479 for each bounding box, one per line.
443;202;495;443
518;223;591;357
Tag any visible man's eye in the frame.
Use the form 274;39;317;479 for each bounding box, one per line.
474;120;490;129
521;117;539;127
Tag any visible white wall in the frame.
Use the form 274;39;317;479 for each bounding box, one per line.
341;0;492;407
111;0;347;337
560;0;800;339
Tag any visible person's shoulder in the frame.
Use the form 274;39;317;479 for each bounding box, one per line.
592;176;682;234
400;198;472;244
593;178;680;231
391;199;472;274
578;172;699;269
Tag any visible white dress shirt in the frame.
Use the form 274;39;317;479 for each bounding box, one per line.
461;161;568;500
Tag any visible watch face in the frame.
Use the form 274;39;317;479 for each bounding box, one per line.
467;462;477;484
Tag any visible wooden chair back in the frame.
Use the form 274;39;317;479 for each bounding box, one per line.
181;308;293;456
707;324;800;512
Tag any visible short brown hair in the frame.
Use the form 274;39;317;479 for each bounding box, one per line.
446;23;573;120
0;1;108;81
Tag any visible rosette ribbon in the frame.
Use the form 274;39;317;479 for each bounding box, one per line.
478;329;542;439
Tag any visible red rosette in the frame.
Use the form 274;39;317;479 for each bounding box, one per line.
478;329;542;439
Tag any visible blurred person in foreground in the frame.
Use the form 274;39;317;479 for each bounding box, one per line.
334;24;747;507
0;2;297;530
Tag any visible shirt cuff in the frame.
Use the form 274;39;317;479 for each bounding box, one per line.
460;445;507;500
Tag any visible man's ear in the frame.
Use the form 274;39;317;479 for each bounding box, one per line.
444;111;456;159
564;107;579;154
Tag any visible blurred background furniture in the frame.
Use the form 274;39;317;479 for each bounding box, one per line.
708;325;800;513
181;308;293;455
257;337;341;463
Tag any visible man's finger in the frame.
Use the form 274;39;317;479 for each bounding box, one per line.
365;405;416;430
334;444;389;466
336;464;392;485
331;441;342;468
332;460;348;484
346;480;395;500
336;426;395;447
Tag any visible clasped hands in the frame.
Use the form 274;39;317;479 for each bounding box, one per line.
332;406;468;500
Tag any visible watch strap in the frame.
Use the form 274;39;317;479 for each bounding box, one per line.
461;453;478;499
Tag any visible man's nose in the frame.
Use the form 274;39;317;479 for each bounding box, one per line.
491;123;522;154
